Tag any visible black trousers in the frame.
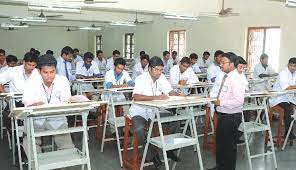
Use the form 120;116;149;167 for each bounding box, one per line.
278;102;294;133
216;112;242;170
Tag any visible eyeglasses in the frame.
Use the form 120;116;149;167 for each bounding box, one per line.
220;61;230;65
152;67;164;73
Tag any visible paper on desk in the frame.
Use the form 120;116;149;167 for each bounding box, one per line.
69;95;90;103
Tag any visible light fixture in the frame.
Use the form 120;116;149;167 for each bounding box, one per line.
110;21;136;27
79;26;102;31
11;17;47;23
1;23;29;28
28;3;81;13
163;13;198;20
286;0;296;7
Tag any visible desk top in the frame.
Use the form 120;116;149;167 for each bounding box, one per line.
0;92;22;98
107;87;134;93
174;82;214;88
74;77;105;83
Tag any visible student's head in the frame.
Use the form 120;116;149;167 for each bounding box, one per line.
37;54;57;86
6;55;18;67
260;53;269;66
140;51;146;56
83;52;94;65
96;50;104;59
112;50;121;59
220;52;237;73
163;51;170;61
234;56;247;74
61;46;74;62
140;54;150;68
148;56;164;81
23;52;38;74
179;57;191;73
46;50;54;55
203;51;210;60
35;50;40;57
214;50;224;64
172;51;177;59
114;57;126;75
30;48;35;53
73;48;79;56
0;49;6;64
189;53;198;65
288;57;296;73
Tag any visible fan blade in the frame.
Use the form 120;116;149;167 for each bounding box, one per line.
46;14;63;18
65;0;118;3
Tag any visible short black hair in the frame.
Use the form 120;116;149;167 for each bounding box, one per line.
6;55;18;63
37;54;57;69
234;56;247;68
149;56;164;68
96;50;103;55
260;53;269;60
114;57;126;66
172;51;177;55
222;52;237;63
83;52;94;60
113;50;120;55
73;48;79;53
163;51;170;56
35;50;40;56
61;46;74;56
214;50;224;58
288;57;296;65
189;53;198;60
23;52;38;63
140;54;150;61
203;51;210;56
180;57;191;65
46;50;54;55
0;49;5;55
140;51;145;56
30;48;35;53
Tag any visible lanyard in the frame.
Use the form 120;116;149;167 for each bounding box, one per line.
42;83;54;104
151;81;158;96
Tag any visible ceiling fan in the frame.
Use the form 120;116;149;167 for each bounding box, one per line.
66;27;79;31
64;0;118;4
199;0;239;17
133;12;153;25
33;10;63;18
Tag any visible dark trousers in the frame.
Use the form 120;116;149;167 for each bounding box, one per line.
278;102;294;133
216;112;242;170
132;111;179;160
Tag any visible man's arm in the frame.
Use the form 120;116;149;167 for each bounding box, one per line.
133;94;169;101
0;84;5;93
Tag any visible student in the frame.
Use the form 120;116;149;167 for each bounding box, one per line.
207;50;224;83
56;46;75;81
162;50;173;75
210;52;246;170
171;51;179;65
269;57;296;140
253;53;278;91
5;55;18;68
76;52;101;79
46;50;54;55
106;50;121;71
198;51;211;72
72;48;83;69
0;49;7;73
189;53;202;73
132;54;149;79
129;56;181;169
22;54;74;156
170;57;199;86
94;50;107;74
235;56;249;90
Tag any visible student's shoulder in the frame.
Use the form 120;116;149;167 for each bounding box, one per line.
55;74;70;85
105;69;114;76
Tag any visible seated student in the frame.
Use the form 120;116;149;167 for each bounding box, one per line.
207;50;224;83
189;53;202;73
94;50;107;75
198;51;211;72
269;57;296;140
170;57;199;86
22;54;74;156
129;56;181;169
162;50;174;75
5;55;18;69
0;49;7;73
72;48;83;70
132;54;149;79
171;51;179;65
253;53;278;91
56;46;75;81
106;50;121;71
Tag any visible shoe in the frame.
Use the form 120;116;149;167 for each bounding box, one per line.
151;154;162;169
167;151;181;162
207;166;217;170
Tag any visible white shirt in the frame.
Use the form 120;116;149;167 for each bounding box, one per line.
253;63;275;91
191;63;202;73
0;65;39;93
0;61;7;74
207;62;221;83
104;69;132;87
75;60;100;77
269;68;296;107
132;62;148;79
106;57;114;72
71;55;83;70
56;57;75;81
94;58;107;74
129;72;173;120
163;58;174;75
198;58;211;72
22;74;71;129
169;65;199;86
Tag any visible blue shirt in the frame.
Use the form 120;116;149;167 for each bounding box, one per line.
56;57;75;81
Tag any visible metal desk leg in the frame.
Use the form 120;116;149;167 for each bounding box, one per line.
29;118;38;170
26;118;31;170
82;112;91;170
0;100;3;139
15;119;23;170
11;118;16;165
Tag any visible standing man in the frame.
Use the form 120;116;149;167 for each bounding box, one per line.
56;46;75;81
132;54;149;79
163;51;173;75
198;51;211;72
210;52;246;170
106;50;121;71
0;49;7;73
94;50;107;75
207;50;224;83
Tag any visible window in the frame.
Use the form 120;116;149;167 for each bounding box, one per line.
169;30;186;60
96;35;102;51
246;27;281;71
124;33;134;59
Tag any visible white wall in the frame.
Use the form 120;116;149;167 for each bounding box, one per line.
0;27;89;59
88;0;296;71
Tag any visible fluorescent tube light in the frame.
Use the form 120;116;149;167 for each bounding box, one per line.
1;23;29;28
28;3;81;13
164;13;198;20
286;0;296;7
11;17;47;23
79;26;102;31
110;22;136;27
